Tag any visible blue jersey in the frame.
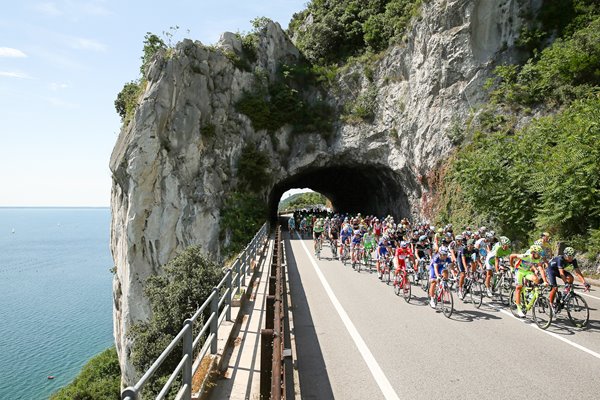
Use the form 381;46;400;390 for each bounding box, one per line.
429;254;452;272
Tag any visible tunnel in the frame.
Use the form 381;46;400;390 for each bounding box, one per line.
268;164;412;223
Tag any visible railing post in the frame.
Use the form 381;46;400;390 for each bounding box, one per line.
121;387;137;400
182;319;193;400
242;251;248;287
226;269;232;321
211;287;219;354
235;259;241;296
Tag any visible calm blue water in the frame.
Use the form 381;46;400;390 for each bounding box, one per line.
0;208;114;399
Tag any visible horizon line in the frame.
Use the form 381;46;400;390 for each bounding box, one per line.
0;206;110;209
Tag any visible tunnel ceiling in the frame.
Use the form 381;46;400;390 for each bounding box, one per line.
268;164;411;222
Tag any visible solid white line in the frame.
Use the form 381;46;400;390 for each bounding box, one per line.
483;299;600;361
581;292;600;301
295;233;400;400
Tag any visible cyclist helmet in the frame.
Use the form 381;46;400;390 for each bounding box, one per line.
490;230;496;237
485;232;494;239
439;246;449;255
400;241;408;248
455;234;463;242
467;239;475;246
564;247;576;257
534;239;543;246
529;244;542;254
437;228;443;234
479;226;487;233
499;236;511;245
353;229;360;235
419;235;428;242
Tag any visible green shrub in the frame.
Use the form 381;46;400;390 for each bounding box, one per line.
221;192;267;256
237;145;271;191
129;247;223;397
343;84;378;123
289;0;422;65
50;347;120;400
114;80;143;123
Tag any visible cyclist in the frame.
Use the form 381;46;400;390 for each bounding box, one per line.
363;229;376;264
509;244;544;317
288;216;296;234
456;238;478;298
429;246;453;308
394;241;415;281
484;236;512;297
313;218;325;255
376;236;392;279
547;247;591;309
339;224;353;259
329;221;340;259
299;217;307;237
350;229;363;265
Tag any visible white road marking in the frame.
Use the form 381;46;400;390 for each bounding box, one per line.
296;233;400;400
482;299;600;360
581;292;600;301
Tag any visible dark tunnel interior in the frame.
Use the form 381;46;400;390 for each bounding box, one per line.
268;164;412;222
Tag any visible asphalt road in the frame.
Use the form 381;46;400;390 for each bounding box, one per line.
285;232;600;400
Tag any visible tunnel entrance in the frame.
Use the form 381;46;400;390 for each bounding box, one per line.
268;164;411;223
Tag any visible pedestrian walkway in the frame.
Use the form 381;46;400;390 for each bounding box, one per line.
206;240;273;400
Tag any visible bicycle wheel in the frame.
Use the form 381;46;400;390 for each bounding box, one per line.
469;281;483;309
498;277;512;307
421;275;429;292
441;288;453;318
566;294;589;328
532;295;553;330
384;269;391;285
403;275;412;303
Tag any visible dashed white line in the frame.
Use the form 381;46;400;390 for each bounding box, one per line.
296;233;400;400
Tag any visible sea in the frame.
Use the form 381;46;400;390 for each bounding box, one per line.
0;208;114;400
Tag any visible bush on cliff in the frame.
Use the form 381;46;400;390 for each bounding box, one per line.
49;347;120;400
129;247;222;397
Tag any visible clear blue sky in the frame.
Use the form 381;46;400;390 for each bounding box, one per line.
0;0;308;207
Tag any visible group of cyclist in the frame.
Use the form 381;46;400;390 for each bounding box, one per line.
288;212;592;317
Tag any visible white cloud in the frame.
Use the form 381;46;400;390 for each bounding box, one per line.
49;82;70;91
68;37;107;52
0;47;27;58
32;2;63;16
0;71;32;79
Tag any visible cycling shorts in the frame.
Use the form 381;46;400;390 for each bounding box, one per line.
429;264;447;280
314;231;323;239
545;266;572;287
330;231;339;240
485;257;496;271
515;269;536;286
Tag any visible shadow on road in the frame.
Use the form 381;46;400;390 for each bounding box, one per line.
285;234;335;400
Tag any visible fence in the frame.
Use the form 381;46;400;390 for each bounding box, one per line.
260;225;293;399
121;223;269;400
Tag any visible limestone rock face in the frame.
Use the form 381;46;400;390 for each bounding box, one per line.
111;1;529;386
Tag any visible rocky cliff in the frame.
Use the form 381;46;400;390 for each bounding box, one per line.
110;0;531;385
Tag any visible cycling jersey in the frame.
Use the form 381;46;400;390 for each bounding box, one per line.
288;217;295;228
395;247;413;272
546;255;579;287
515;253;542;272
485;243;511;270
429;254;452;279
363;233;376;250
457;246;478;272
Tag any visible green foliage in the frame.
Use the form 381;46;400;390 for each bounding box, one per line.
129;247;222;397
237;145;271;191
114;80;143;123
343;84;378;123
289;0;422;65
50;347;120;400
444;97;600;244
490;16;600;107
278;192;327;212
221;192;267;256
235;64;333;135
200;122;216;138
141;33;167;75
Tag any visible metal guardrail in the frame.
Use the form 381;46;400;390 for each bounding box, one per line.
260;225;293;399
121;223;269;400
